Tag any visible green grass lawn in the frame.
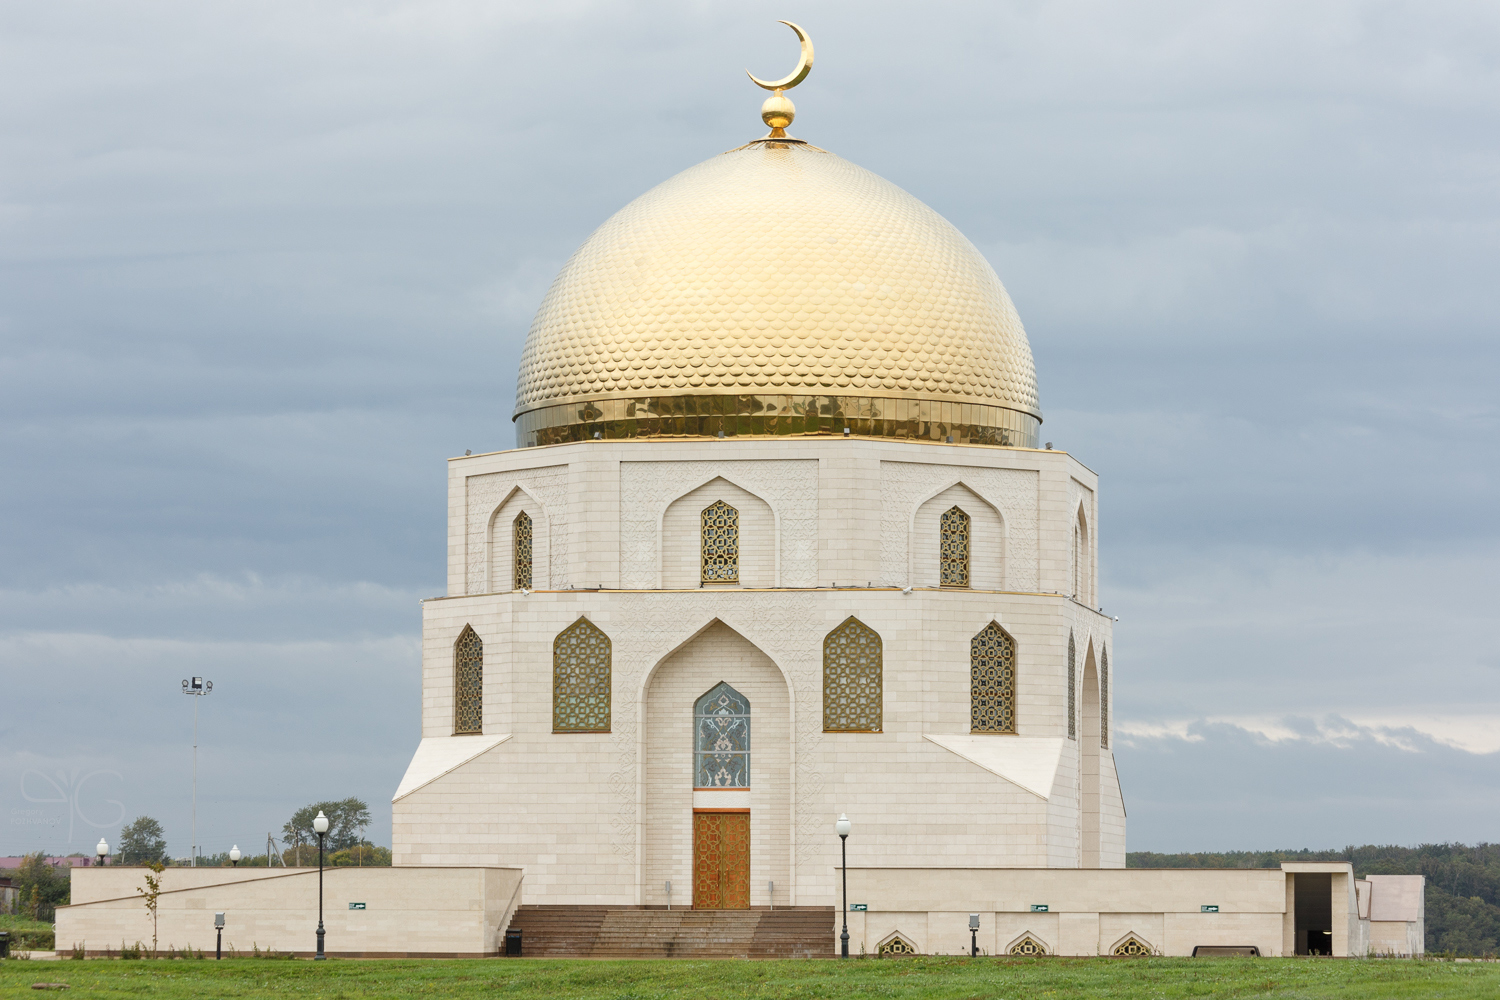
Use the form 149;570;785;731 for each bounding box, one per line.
2;956;1497;999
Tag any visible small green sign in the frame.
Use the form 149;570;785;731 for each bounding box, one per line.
849;903;868;911
349;902;366;910
1201;905;1219;913
1030;904;1049;912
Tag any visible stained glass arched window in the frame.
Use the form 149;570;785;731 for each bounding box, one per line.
695;682;750;788
1067;631;1077;740
940;506;970;587
1101;645;1109;749
971;621;1016;734
454;624;483;735
513;511;533;590
553;617;611;732
701;500;739;583
823;616;882;732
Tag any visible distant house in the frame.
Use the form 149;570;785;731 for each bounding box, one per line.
0;856;105;869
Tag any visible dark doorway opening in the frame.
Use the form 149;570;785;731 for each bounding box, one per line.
1293;873;1333;955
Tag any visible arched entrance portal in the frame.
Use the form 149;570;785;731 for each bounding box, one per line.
643;621;790;909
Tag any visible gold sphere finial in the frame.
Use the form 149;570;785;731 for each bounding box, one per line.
747;21;813;138
761;91;795;136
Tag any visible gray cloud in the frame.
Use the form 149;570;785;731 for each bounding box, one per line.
1;0;1496;856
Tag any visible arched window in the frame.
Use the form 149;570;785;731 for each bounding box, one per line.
701;500;740;583
553;617;611;732
940;506;970;587
971;621;1016;733
454;624;483;735
1067;631;1077;740
695;682;750;788
514;511;533;590
823;616;882;732
1100;645;1109;749
1072;507;1090;604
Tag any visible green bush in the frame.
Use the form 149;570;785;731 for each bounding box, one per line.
0;914;56;950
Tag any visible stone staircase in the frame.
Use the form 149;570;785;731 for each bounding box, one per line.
504;906;835;959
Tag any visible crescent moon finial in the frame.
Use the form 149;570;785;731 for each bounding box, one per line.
746;21;814;92
747;21;813;139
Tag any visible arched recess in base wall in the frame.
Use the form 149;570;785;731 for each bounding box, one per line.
487;486;548;592
908;481;1006;590
637;619;793;908
660;477;777;588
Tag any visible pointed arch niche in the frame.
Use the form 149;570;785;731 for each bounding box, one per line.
488;487;548;592
640;621;790;910
661;477;775;588
1071;504;1092;606
1081;640;1101;867
912;483;1005;590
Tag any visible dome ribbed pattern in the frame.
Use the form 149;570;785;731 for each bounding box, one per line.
513;143;1041;425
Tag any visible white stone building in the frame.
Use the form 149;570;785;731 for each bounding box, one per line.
391;115;1127;914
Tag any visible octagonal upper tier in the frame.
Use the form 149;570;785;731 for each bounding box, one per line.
513;140;1041;447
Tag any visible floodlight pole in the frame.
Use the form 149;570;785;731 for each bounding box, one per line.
181;677;213;866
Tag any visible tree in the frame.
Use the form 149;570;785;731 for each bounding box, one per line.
329;845;391;867
12;852;69;921
137;860;165;957
283;798;371;856
118;816;169;866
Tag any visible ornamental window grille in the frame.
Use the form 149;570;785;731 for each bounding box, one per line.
940;506;970;587
879;936;916;957
553;617;611;732
694;682;750;788
513;511;533;590
970;621;1017;734
454;624;483;735
823;616;882;732
1009;934;1048;957
1101;645;1109;749
701;500;739;583
1112;934;1153;957
1067;631;1077;740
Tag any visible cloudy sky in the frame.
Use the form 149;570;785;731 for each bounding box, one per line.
2;0;1496;859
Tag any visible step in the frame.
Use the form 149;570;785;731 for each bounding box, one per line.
505;906;835;959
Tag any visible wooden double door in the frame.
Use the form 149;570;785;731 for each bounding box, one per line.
692;811;750;909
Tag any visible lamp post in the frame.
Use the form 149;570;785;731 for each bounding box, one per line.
96;838;109;868
314;810;329;960
180;676;213;866
215;912;225;960
835;813;851;958
969;913;980;957
229;845;241;867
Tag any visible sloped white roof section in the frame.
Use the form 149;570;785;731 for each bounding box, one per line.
1368;875;1424;921
392;734;511;802
924;735;1066;800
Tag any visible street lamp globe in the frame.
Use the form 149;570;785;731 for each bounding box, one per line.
314;811;330;835
96;838;109;865
229;845;241;866
835;814;851;838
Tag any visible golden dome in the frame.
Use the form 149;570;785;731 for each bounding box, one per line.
513;139;1042;448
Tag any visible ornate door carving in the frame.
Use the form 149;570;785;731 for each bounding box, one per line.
692;811;750;909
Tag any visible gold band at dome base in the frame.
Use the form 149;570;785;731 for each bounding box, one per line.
514;394;1041;449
